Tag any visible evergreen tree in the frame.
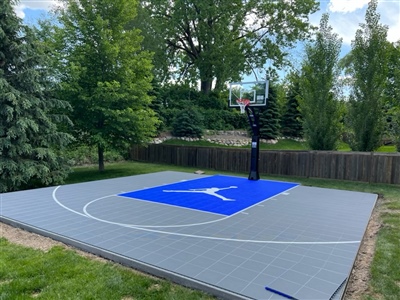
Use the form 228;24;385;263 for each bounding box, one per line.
259;84;280;140
0;0;73;192
172;109;203;138
281;73;303;138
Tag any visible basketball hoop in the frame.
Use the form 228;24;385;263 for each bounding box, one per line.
236;98;250;114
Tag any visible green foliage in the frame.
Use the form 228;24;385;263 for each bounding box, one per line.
127;3;167;80
47;0;159;171
385;42;400;151
153;85;247;131
157;84;200;109
65;145;124;166
143;0;319;92
259;84;280;139
158;108;181;130
172;109;204;138
202;110;232;131
198;92;227;110
201;109;247;130
281;73;303;138
299;14;342;150
345;0;389;151
0;0;73;192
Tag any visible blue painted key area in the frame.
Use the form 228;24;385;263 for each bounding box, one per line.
118;175;298;216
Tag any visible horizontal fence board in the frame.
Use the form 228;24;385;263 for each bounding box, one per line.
130;145;400;185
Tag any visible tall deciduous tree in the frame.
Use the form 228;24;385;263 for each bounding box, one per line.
345;0;388;151
144;0;319;93
51;0;159;171
386;41;400;151
299;14;342;150
0;0;73;192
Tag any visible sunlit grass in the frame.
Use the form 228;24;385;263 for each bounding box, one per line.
376;145;397;152
0;240;214;300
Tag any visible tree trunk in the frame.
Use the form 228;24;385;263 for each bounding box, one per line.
199;60;214;94
200;80;212;94
98;144;105;172
214;78;224;92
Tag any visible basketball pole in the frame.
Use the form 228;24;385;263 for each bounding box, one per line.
245;106;260;180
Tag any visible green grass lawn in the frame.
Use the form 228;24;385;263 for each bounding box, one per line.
2;161;399;299
0;240;214;300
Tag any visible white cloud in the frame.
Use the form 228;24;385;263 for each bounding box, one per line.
14;0;62;18
314;0;400;45
328;0;370;13
14;5;26;18
379;1;400;43
19;0;62;10
387;22;400;43
328;13;366;45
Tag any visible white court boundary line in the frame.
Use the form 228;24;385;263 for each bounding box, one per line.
53;186;361;245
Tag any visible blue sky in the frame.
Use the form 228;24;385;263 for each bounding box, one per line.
14;0;400;79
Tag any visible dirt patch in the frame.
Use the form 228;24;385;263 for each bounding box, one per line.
343;197;381;299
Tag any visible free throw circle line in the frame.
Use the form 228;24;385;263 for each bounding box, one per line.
53;186;361;245
83;194;230;228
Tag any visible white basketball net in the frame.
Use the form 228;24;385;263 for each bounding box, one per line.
236;99;250;114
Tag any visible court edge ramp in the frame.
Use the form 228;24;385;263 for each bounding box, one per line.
1;216;252;300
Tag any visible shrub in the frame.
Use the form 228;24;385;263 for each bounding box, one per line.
65;145;124;166
172;109;204;137
159;108;181;129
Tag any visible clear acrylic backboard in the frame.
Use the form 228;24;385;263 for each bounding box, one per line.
228;81;269;108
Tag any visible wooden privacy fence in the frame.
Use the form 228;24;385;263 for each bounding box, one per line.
130;144;400;184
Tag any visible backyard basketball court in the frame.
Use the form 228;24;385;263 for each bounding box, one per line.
1;171;376;299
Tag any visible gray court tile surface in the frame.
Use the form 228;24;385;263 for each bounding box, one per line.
0;171;377;300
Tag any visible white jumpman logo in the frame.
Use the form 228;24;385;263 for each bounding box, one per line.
163;186;238;201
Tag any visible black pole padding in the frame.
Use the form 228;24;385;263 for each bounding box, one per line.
245;106;260;181
248;135;260;180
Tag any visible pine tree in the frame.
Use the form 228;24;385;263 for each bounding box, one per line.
0;0;73;192
281;74;303;138
259;84;280;140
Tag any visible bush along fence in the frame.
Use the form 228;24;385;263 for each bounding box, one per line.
130;144;400;185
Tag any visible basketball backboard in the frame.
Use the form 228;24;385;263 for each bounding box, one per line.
228;81;269;108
